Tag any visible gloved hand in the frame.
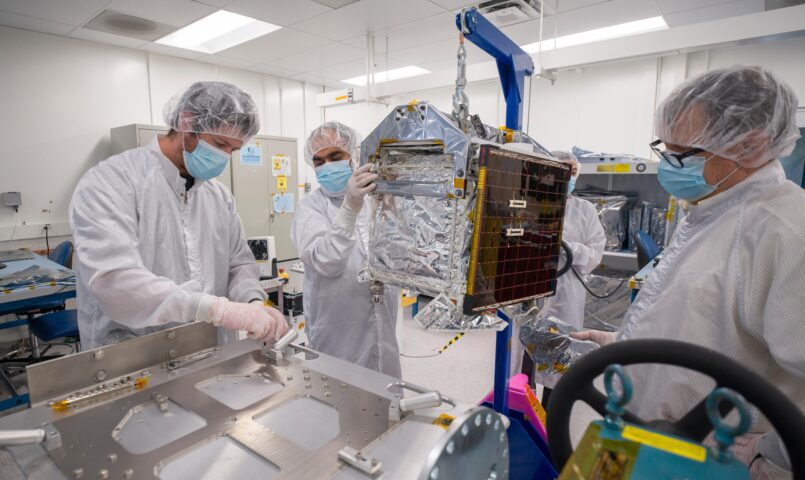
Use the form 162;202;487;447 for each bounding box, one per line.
342;164;378;213
203;297;289;342
569;329;618;346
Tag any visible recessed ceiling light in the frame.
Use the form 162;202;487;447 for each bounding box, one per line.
156;10;281;54
522;16;668;53
342;66;431;86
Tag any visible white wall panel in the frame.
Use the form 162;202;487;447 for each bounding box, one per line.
0;26;321;247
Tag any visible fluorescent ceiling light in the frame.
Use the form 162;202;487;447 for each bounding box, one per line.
522;16;667;53
342;66;431;86
156;10;281;54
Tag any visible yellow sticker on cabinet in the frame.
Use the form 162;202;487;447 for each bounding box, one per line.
277;175;288;193
621;425;707;462
272;154;292;177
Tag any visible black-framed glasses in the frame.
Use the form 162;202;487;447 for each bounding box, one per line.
649;139;704;168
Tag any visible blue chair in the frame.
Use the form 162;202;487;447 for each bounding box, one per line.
636;229;661;270
48;241;74;269
28;310;78;343
26;241;80;359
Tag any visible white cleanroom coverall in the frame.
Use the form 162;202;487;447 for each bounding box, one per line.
70;137;265;349
620;161;805;432
291;188;401;377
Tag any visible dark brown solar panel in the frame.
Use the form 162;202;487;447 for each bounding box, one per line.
463;145;571;314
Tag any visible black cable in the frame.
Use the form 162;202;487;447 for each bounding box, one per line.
559;241;627;299
571;267;627;299
44;224;50;255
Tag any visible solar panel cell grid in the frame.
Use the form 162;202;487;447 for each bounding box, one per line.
463;145;571;314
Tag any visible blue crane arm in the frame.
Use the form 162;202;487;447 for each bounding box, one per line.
456;8;535;131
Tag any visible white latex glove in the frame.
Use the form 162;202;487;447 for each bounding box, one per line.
202;297;289;342
342;164;378;213
569;329;617;346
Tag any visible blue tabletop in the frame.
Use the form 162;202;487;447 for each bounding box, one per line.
0;252;76;316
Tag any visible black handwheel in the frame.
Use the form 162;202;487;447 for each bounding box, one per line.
546;339;805;477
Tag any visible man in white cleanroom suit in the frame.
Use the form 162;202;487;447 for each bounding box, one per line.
70;81;288;349
575;66;804;478
511;151;606;381
291;122;401;377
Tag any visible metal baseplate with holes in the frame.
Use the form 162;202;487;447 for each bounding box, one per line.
0;322;509;480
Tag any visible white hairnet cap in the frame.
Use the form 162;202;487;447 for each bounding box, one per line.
552;150;578;167
304;121;361;167
163;81;260;143
655;65;800;167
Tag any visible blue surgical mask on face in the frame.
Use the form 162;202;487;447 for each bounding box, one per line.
315;160;352;194
183;135;230;180
567;176;577;194
658;154;739;201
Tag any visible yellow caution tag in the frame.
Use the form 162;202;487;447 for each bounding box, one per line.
277;175;288;193
621;425;707;462
615;164;631;173
433;414;455;430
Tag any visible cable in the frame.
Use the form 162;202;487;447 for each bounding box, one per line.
401;332;465;359
44;224;50;255
558;240;627;298
571;267;627;299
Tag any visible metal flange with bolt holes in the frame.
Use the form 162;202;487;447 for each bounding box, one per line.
419;406;509;480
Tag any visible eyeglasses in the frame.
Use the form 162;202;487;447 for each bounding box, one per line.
649;139;704;168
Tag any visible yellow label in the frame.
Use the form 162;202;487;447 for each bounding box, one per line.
432;414;455;430
453;177;465;190
622;425;707;463
596;164;616;173
628;279;637;289
277;175;288;193
334;95;348;101
523;384;547;426
615;164;630;173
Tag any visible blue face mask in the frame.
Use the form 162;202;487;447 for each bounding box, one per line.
658;154;739;201
567;177;577;194
183;136;230;180
316;160;352;194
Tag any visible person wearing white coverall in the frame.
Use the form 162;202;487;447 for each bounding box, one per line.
70;81;288;349
574;66;804;479
510;152;606;380
291;122;401;377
